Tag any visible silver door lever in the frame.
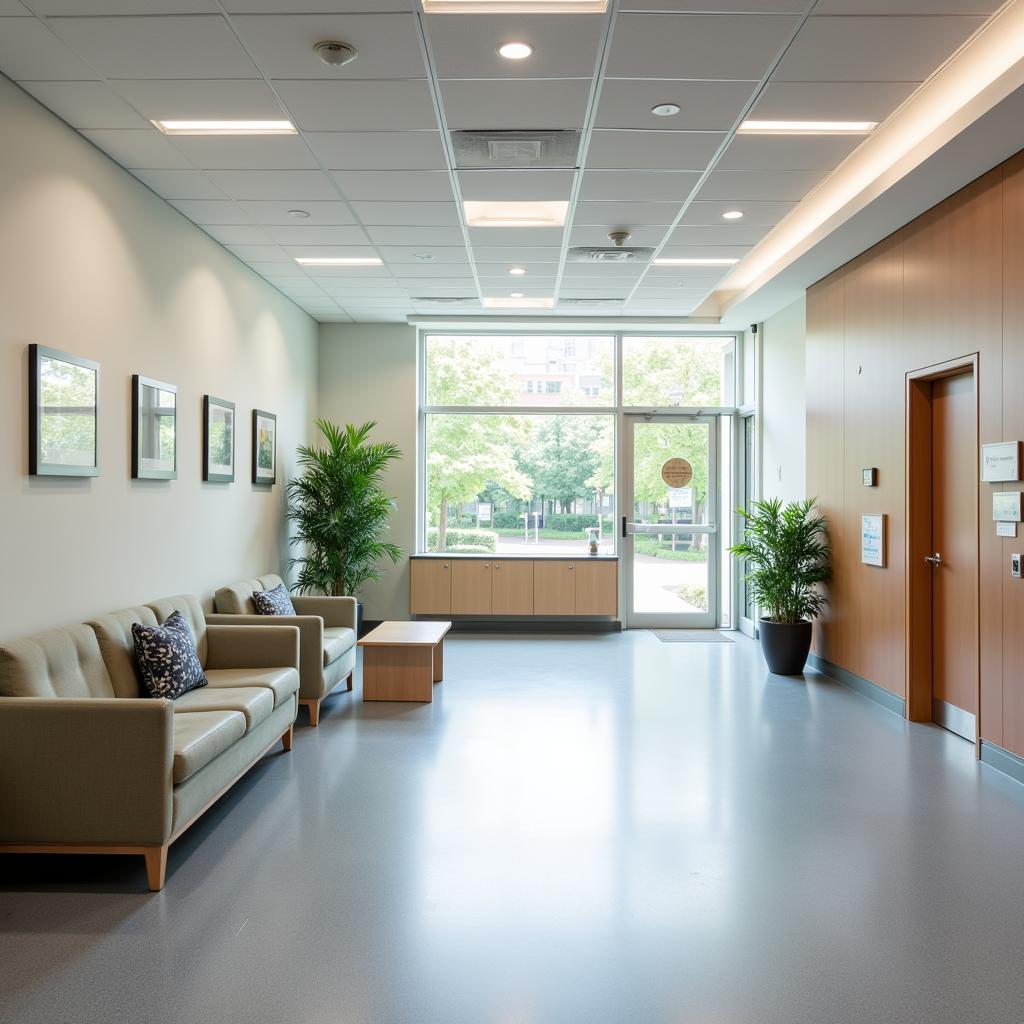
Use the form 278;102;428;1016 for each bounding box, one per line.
924;552;942;566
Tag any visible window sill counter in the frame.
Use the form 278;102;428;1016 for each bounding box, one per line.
411;553;618;561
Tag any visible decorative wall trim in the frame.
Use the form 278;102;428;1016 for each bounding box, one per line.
807;654;906;717
980;741;1024;786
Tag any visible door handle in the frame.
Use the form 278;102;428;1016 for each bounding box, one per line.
621;515;627;538
924;552;942;566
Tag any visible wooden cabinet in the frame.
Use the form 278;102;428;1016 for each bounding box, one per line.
575;560;618;616
410;559;451;615
492;560;534;615
534;561;578;616
452;560;492;614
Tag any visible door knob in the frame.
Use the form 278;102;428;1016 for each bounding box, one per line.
924;552;942;566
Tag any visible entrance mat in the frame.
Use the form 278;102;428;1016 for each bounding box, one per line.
652;630;734;643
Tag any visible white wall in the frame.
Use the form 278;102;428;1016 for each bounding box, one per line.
760;296;807;503
0;78;318;640
318;323;418;621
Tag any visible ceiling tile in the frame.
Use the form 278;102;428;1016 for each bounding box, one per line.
473;261;556;277
267;225;371;245
108;79;286;120
666;224;772;246
318;283;408;294
400;282;478;295
596;79;755;132
205;168;338;200
396;262;473;277
696;168;826;201
471;246;563;263
585;130;724;170
237;200;356;225
457;170;575;201
240;260;308;277
170;198;248;223
349;201;461;226
48;16;260;78
170;135;318;170
678;198;796;224
367;225;467;246
376;246;469;264
19;81;150;129
275;80;437;132
225;0;415;9
332;170;454;201
82;129;193;168
774;15;985;82
132;168;227;199
813;0;999;13
618;0;806;9
573;201;679;226
0;0;28;11
749;81;919;123
578;170;699;203
425;13;605;79
569;225;666;246
231;14;425;79
467;226;564;247
717;134;861;171
606;13;799;81
0;19;99;80
200;223;274;245
441;79;591;130
34;1;218;11
305;132;447;170
223;243;290;261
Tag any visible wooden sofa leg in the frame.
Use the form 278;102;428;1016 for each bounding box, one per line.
346;671;353;692
144;846;168;891
281;725;294;752
308;699;321;727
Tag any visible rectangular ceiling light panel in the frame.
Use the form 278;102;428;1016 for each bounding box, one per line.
464;200;568;227
294;257;383;266
737;120;878;135
654;258;739;266
483;296;555;308
152;120;296;136
424;1;607;11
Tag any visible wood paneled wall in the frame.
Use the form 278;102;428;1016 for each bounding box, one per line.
806;151;1024;755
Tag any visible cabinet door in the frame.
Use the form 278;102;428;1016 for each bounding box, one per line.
452;560;492;614
575;560;618;616
534;561;576;615
410;559;451;615
492;560;534;615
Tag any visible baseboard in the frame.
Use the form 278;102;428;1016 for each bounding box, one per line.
450;618;621;634
980;741;1024;786
806;654;906;717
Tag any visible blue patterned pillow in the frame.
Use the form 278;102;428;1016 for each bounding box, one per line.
252;583;296;616
132;610;207;700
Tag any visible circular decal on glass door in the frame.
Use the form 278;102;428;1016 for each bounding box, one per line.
661;457;693;488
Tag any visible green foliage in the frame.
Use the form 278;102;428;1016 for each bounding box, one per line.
425;527;498;552
729;497;831;624
518;417;599;505
542;513;612;533
675;583;708;611
287;420;403;597
634;536;707;561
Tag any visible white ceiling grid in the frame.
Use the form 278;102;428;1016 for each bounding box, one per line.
0;0;1000;322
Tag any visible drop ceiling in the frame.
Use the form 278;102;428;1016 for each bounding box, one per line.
0;0;1004;323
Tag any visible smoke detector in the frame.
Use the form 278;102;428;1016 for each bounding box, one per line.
314;40;358;67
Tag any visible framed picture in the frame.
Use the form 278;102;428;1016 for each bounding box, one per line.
29;344;100;477
252;409;277;485
203;396;235;483
992;491;1022;522
131;375;177;480
861;513;886;567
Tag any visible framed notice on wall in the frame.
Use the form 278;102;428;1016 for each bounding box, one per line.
981;442;1020;482
861;514;886;567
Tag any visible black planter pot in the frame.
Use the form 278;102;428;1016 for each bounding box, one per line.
355;600;364;638
758;618;813;675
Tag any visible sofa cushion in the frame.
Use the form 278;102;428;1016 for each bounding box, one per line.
0;625;116;699
172;710;246;784
204;666;298;709
214;578;264;616
146;595;208;667
323;626;356;668
172;685;274;730
89;605;160;699
132;611;208;700
256;573;286;594
252;583;296;617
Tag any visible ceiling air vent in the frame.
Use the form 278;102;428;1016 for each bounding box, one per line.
451;130;581;169
558;297;624;306
566;246;655;263
413;296;481;306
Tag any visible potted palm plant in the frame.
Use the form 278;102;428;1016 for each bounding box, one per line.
287;419;402;635
729;497;830;675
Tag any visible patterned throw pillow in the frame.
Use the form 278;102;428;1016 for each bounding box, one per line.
132;610;207;700
252;583;297;616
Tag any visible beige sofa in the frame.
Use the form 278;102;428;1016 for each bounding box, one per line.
209;573;357;726
0;594;299;891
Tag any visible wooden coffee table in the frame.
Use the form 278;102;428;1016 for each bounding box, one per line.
357;620;452;702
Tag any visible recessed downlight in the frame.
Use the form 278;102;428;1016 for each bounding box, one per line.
737;119;878;135
294;257;383;267
498;41;534;60
464;200;567;227
288;209;311;219
509;266;527;276
653;258;739;266
722;210;744;220
152;119;296;136
651;103;681;117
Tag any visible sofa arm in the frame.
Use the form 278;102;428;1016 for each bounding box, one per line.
0;697;173;846
205;623;300;672
290;595;358;630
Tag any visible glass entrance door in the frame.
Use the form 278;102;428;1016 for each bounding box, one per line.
622;415;718;628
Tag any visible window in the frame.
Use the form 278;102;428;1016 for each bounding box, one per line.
622;336;735;407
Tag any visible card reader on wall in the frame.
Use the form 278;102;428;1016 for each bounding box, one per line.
1012;554;1022;579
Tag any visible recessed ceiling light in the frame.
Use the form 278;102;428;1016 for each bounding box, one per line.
424;1;606;10
651;103;681;117
722;210;744;220
498;41;534;60
313;40;357;67
152;119;296;136
464;200;568;227
509;266;527;276
288;209;311;219
653;258;739;266
294;257;383;267
484;296;554;308
737;119;878;135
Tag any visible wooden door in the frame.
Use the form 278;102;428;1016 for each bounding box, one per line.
451;560;491;614
492;560;534;615
534;561;576;615
930;371;978;733
575;560;618;616
409;559;451;615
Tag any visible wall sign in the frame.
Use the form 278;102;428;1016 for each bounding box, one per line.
861;514;886;567
862;467;877;487
661;457;693;488
997;521;1017;538
982;442;1020;482
667;487;693;510
992;491;1022;522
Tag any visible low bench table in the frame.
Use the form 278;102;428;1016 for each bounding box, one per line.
357;620;452;702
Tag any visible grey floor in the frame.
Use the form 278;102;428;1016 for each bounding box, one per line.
3;631;1024;1024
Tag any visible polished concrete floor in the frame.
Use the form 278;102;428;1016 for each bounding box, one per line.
3;631;1024;1024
